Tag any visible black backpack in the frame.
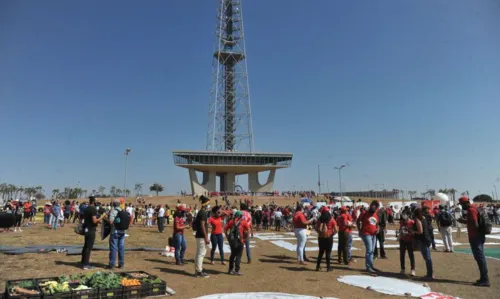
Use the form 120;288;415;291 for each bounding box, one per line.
438;212;452;227
228;221;241;247
478;207;492;235
114;209;130;230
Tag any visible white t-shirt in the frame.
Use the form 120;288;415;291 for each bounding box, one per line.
147;208;154;218
158;207;165;217
126;206;133;216
273;211;282;218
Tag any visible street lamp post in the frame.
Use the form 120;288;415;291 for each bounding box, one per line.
494;185;498;201
334;164;347;206
124;148;132;201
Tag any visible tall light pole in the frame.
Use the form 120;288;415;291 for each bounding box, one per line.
334;164;347;205
317;165;321;197
494;185;498;201
124;148;131;200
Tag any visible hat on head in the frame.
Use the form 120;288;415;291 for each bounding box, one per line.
340;206;347;212
234;211;243;218
459;196;470;204
176;205;185;211
200;195;210;207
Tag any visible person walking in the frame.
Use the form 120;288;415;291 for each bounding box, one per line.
374;206;388;259
357;200;380;273
209;206;226;265
436;205;454;252
240;203;254;264
13;200;23;232
225;211;250;275
107;198;129;269
315;206;337;272
165;206;171;225
81;196;105;270
337;206;353;265
157;204;165;233
293;205;315;265
399;213;416;276
413;208;434;280
173;206;187;265
194;196;210;278
51;201;61;230
458;196;490;287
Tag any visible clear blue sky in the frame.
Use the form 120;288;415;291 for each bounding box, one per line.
1;0;500;198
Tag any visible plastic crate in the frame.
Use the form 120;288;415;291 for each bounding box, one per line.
121;285;142;299
98;287;123;299
122;271;166;297
72;288;98;299
37;277;72;299
5;279;41;299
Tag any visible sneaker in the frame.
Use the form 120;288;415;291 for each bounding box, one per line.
326;268;332;272
106;265;115;270
195;272;209;278
315;267;321;271
371;267;381;272
411;270;416;277
367;268;376;274
400;269;405;274
473;281;490;287
248;259;252;264
234;271;243;276
117;265;124;269
175;261;182;266
19;229;23;232
83;265;95;270
228;270;236;275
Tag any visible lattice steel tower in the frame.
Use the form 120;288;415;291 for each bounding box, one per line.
207;0;254;152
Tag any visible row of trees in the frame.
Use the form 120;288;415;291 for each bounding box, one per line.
0;182;166;200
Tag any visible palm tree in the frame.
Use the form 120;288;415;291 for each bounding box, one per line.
149;183;164;196
64;187;72;199
116;189;122;196
14;185;23;199
52;189;60;199
98;186;106;196
134;183;143;196
392;189;400;199
427;189;436;199
110;186;117;197
125;189;131;197
409;190;417;200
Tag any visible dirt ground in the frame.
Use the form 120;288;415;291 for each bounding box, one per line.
1;216;499;299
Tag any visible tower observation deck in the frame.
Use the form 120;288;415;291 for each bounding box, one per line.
173;0;293;195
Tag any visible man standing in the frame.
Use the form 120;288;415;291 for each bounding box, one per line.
81;196;105;270
240;203;254;264
458;196;490;287
157;204;165;233
436;205;454;252
225;211;249;275
357;200;380;273
108;199;129;269
173;206;187;265
374;206;387;259
337;206;353;265
194;196;210;278
51;201;61;230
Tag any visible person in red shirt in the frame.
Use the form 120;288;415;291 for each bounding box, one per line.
398;212;415;276
315;207;337;271
208;207;226;265
337;206;353;265
173;206;187;265
357;200;380;273
458;196;490;286
240;203;253;264
224;211;250;275
293;205;315;265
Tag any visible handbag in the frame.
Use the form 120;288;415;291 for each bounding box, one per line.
74;222;85;235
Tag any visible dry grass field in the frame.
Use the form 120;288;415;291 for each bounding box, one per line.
1;196;499;299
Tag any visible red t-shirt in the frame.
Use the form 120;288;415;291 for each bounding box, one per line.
283;208;290;217
224;219;250;244
23;203;32;213
337;213;353;233
400;219;414;242
293;211;307;229
316;218;337;236
360;211;379;236
174;216;185;234
242;210;252;227
208;216;223;235
386;209;393;216
467;205;479;239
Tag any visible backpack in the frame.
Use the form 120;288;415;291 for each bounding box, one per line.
438;212;452;227
228;221;242;247
478;207;492;235
114;209;130;230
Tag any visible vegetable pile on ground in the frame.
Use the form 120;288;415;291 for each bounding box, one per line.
8;280;40;296
85;272;122;289
121;278;141;287
127;272;162;285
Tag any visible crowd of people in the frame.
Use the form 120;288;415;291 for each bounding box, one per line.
1;194;494;288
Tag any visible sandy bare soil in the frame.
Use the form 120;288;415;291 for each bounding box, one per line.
1;218;499;299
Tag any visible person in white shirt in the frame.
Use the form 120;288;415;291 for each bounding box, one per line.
126;204;134;227
146;205;154;227
158;205;166;233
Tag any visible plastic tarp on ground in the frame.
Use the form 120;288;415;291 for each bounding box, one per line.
194;293;338;299
337;275;431;297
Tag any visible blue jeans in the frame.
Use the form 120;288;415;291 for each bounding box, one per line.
210;234;224;262
51;215;58;229
245;238;252;261
174;233;186;262
44;215;50;224
109;232;125;267
470;235;489;282
348;233;353;260
360;234;376;270
419;241;433;277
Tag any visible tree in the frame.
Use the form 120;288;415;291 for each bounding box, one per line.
125;189;131;197
134;183;143;196
392;189;400;199
98;186;106;196
110;186;117;197
52;189;60;199
149;183;164;196
116;189;122;196
409;190;417;200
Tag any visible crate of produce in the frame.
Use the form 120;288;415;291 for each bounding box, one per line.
81;272;122;299
37;276;97;299
122;271;166;297
5;279;41;299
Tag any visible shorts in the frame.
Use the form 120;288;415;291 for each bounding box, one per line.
24;212;31;219
64;213;70;219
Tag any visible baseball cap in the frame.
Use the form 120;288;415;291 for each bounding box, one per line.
459;196;470;204
340;206;347;212
235;211;243;218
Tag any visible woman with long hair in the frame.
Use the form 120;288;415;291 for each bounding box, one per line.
315;206;337;271
413;208;434;279
208;206;226;265
293;205;315;265
399;212;416;276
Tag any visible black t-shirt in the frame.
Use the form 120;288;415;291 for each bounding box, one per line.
195;209;208;238
84;206;98;231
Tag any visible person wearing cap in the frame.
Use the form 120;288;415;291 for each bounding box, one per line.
315;205;337;271
337;206;353;265
173;205;187;265
81;196;106;270
193;196;211;278
457;196;490;287
436;204;454;252
357;200;380;273
224;210;250;275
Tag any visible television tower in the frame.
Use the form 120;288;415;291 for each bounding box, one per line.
207;0;254;152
